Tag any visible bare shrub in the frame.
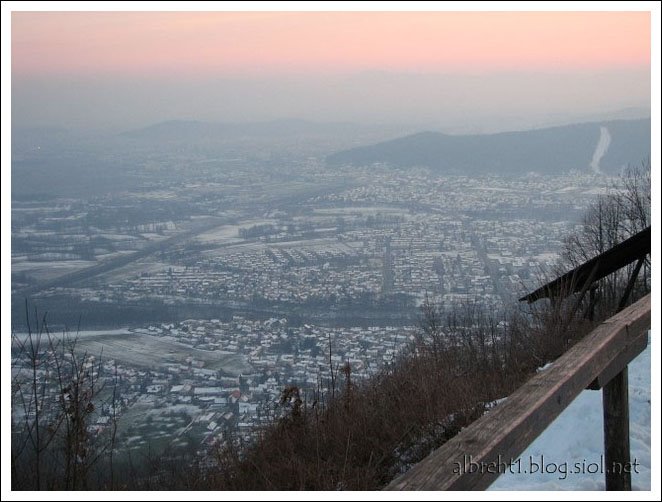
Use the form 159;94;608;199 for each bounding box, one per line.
11;306;118;490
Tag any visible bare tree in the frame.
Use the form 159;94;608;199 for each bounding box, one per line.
559;160;651;317
11;307;117;490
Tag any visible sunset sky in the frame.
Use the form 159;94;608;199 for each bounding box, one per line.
8;7;654;131
12;11;650;77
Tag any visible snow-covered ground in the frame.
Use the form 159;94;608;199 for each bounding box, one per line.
489;336;651;491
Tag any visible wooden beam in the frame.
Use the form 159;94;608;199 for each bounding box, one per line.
587;330;648;390
603;367;631;490
385;294;650;491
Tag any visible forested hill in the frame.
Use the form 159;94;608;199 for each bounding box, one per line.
326;118;650;175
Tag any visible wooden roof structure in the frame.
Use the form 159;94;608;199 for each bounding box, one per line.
519;226;651;303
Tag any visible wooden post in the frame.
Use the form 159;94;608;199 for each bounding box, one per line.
602;366;631;490
587;287;596;321
617;257;645;311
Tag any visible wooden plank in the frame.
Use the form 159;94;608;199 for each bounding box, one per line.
587;331;648;390
385;294;650;491
603;368;631;490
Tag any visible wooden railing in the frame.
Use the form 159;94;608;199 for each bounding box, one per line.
385;293;651;491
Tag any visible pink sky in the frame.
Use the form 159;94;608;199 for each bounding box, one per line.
12;11;651;78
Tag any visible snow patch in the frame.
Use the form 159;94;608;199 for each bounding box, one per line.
536;361;554;373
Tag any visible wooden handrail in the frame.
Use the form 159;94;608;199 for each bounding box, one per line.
385;294;651;490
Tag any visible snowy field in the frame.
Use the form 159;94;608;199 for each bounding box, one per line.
13;329;253;376
11;258;97;282
194;218;275;245
489;336;651;491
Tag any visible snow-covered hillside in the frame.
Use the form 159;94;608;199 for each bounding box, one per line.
489;336;651;491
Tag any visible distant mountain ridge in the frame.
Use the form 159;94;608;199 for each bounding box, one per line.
121;118;372;141
326;118;650;175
